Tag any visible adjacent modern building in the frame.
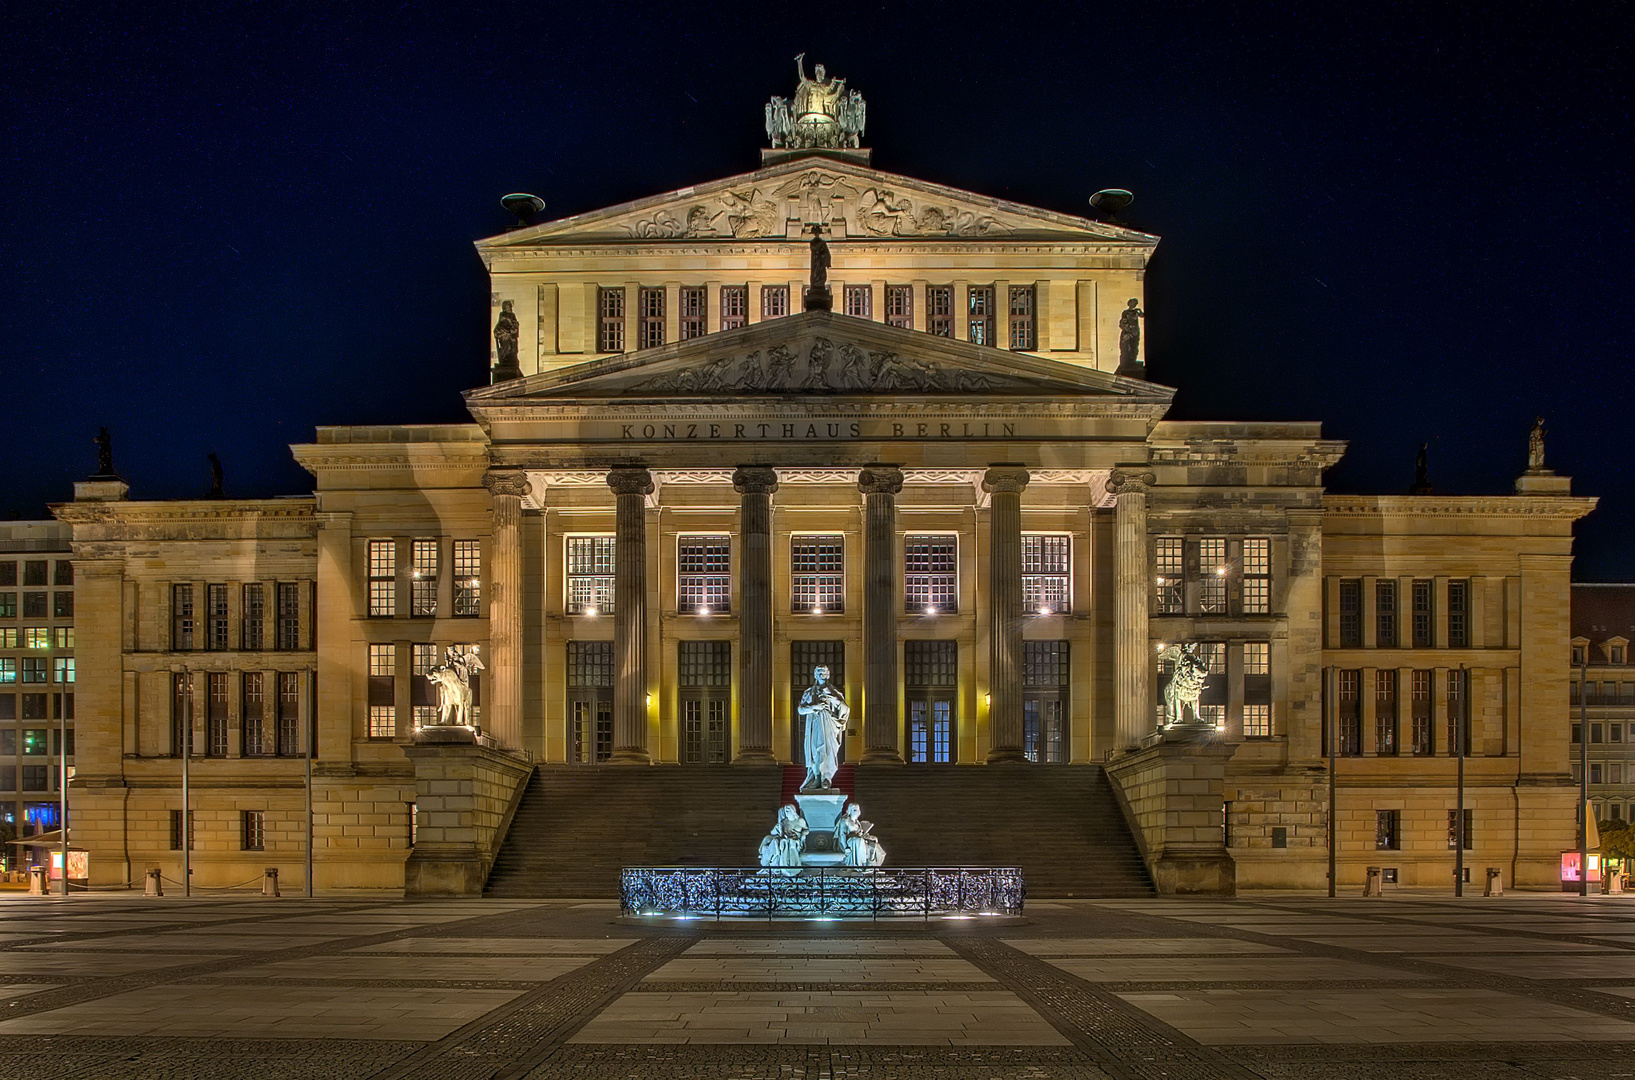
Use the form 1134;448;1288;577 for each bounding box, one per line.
52;70;1597;894
1571;583;1635;824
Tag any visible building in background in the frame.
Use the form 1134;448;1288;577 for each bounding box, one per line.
1571;584;1635;824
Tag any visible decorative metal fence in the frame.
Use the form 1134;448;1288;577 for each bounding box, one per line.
620;866;1025;919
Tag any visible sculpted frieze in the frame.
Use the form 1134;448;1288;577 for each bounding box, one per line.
628;336;1012;395
853;186;1011;238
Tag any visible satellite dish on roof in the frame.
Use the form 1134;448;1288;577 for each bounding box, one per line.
501;193;546;228
1089;189;1134;218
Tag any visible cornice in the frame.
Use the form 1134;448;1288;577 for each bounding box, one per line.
53;499;316;525
1323;494;1599;520
489;241;1153;261
480;400;1169;421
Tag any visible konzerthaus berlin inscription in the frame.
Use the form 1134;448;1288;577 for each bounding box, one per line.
54;59;1594;898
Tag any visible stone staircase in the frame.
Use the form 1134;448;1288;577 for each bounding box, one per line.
484;762;1151;898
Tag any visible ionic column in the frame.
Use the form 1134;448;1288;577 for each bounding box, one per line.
984;465;1030;763
733;467;779;764
859;466;904;765
1110;469;1157;750
608;467;654;764
482;470;531;751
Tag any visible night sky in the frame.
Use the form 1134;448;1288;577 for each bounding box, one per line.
3;3;1630;577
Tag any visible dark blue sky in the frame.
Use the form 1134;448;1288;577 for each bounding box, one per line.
3;3;1630;577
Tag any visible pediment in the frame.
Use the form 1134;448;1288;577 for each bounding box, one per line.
466;312;1173;404
476;156;1157;250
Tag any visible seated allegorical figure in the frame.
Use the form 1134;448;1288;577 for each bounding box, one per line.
758;804;810;871
833;802;885;868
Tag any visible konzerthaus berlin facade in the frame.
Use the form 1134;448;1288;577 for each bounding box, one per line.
53;87;1595;895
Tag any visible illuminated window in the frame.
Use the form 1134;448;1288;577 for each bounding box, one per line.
927;286;953;336
242;810;265;851
410;539;438;617
1375;580;1398;648
1411;669;1433;755
1022;535;1070;614
411;644;438;729
207;672;229;757
52;657;73;684
761;284;789;319
638;286;665;349
1008;285;1036;350
1022;641;1068;763
680;641;731;764
23;628;49;650
367;540;396;617
1242;538;1271;614
0;630;14;648
843;284;872;319
904;535;957;613
906;641;957;764
52;626;72;649
1337;669;1361;755
1376;810;1400;850
1198;538;1227;613
22;729;46;755
368;644;396;739
679;286;706;340
1154;538;1184;613
678;536;730;614
566;537;616;615
172;584;195;650
886;285;912;329
0;593;13;618
277;672;301;756
1375;669;1398;755
720;285;747;330
453;540;481;617
242;672;267;756
968;285;995;345
243;583;265;650
792;536;844;614
568;641;614;764
1243;704;1271;738
598;286;626;352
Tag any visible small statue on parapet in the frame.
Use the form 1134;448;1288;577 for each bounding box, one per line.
1156;643;1210;728
427;644;484;727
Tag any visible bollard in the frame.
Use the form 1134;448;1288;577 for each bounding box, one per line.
262;867;280;898
1363;866;1383;897
145;867;164;897
1610;869;1626;896
1484;867;1503;897
27;866;48;896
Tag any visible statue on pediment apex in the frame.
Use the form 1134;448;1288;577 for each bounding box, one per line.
767;54;866;151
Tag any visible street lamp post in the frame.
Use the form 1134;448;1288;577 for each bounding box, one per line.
58;678;69;897
306;668;315;899
1580;657;1590;897
1327;666;1337;899
181;669;191;898
1455;664;1466;898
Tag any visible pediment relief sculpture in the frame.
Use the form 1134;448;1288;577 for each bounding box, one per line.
626;337;1025;395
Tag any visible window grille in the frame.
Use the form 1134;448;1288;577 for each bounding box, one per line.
720;285;748;330
1243;704;1271;738
1008;285;1036;350
207;672;229;757
53;626;72;649
905;640;958;687
679;286;706;340
52;657;73;684
1375;580;1398;648
243;672;267;757
276;583;301;650
1021;535;1070;614
1198;538;1227;613
1375;669;1398;755
906;641;957;765
368;540;396;617
173;584;195;650
792;536;844;613
679;641;731;764
1447;667;1469;756
1411;669;1433;755
1375;809;1400;850
762;284;789;319
567;641;614;764
1154;538;1184;613
968;285;995;345
904;535;957;613
0;594;12;619
21;658;45;684
453;540;481;616
927;286;953;336
23;561;45;586
243;583;266;649
242;810;265;851
1022;641;1068;764
638;286;665;349
598;287;626;352
411;539;438;617
23;592;45;618
1338;669;1362;755
277;672;301;756
170;809;195;851
53;591;73;618
1242;538;1271;614
566;537;616;615
206;584;229;650
790;640;845;770
886;285;912;328
368;644;396;739
1338;579;1362;647
1447;808;1473;850
1448;579;1470;648
678;536;731;614
1411;579;1433;647
23;628;48;650
172;673;192;757
55;560;72;586
843;284;872;319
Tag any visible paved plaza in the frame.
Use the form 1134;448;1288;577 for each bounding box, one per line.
0;894;1631;1077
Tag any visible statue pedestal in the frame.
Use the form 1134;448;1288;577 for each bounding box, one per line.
795;792;849;867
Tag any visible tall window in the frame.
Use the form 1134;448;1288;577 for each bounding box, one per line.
678;536;730;614
791;641;845;770
1008;285;1036;350
1447;667;1470;756
1375;810;1400;850
1375;669;1398;755
277;672;301;756
792;536;844;614
843;284;872;319
886;285;913;329
761;284;789;320
680;641;731;764
721;285;747;330
1448;579;1470;648
276;583;301;650
927;286;953;336
679;286;706;340
1411;579;1433;647
453;540;481;616
170;809;195;851
638;286;665;349
598;286;626;352
1337;669;1362;756
1338;579;1362;648
905;640;957;764
1154;538;1184;613
1243;642;1272;737
568;641;614;764
411;539;438;617
1022;535;1070;615
243;672;267;756
368;540;396;617
904;535;957;614
1447;808;1473;850
1023;641;1068;763
368;643;396;739
206;672;229;757
206;584;229;651
243;583;266;650
1411;669;1433;755
242;810;265;852
968;285;995;345
1198;537;1227;613
566;537;616;615
1241;538;1271;614
411;644;438;729
172;673;192;757
1376;580;1398;648
173;584;196;650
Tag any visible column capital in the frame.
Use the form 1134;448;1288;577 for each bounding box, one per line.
857;466;904;496
482;470;533;499
732;466;780;496
1107;468;1157;496
981;464;1031;496
606;466;654;498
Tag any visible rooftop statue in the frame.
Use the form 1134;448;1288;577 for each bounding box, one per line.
1528;416;1547;472
766;54;866;151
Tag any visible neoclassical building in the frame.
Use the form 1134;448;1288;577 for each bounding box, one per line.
55;79;1596;895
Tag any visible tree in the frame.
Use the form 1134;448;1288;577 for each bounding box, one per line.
1600;819;1635;868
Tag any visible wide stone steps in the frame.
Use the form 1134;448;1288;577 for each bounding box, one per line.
484;762;1152;899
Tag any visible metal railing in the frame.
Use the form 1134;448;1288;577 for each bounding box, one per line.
621;866;1024;919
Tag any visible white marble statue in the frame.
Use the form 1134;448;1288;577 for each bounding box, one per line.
798;665;849;791
1157;643;1208;727
834;803;885;868
758;804;810;873
427;644;483;727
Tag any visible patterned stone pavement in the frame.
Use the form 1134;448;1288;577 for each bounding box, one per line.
0;893;1631;1078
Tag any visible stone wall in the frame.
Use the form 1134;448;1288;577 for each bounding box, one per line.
1106;738;1236;894
403;741;533;896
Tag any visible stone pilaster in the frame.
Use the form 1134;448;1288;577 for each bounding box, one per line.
1109;469;1157;750
608;467;654;764
984;465;1030;763
313;511;353;762
482;470;531;751
733;466;779;764
859;466;904;765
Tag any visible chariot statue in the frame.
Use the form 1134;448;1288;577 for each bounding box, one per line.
765;54;866;151
797;664;849;791
427;644;483;727
1157;643;1210;728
